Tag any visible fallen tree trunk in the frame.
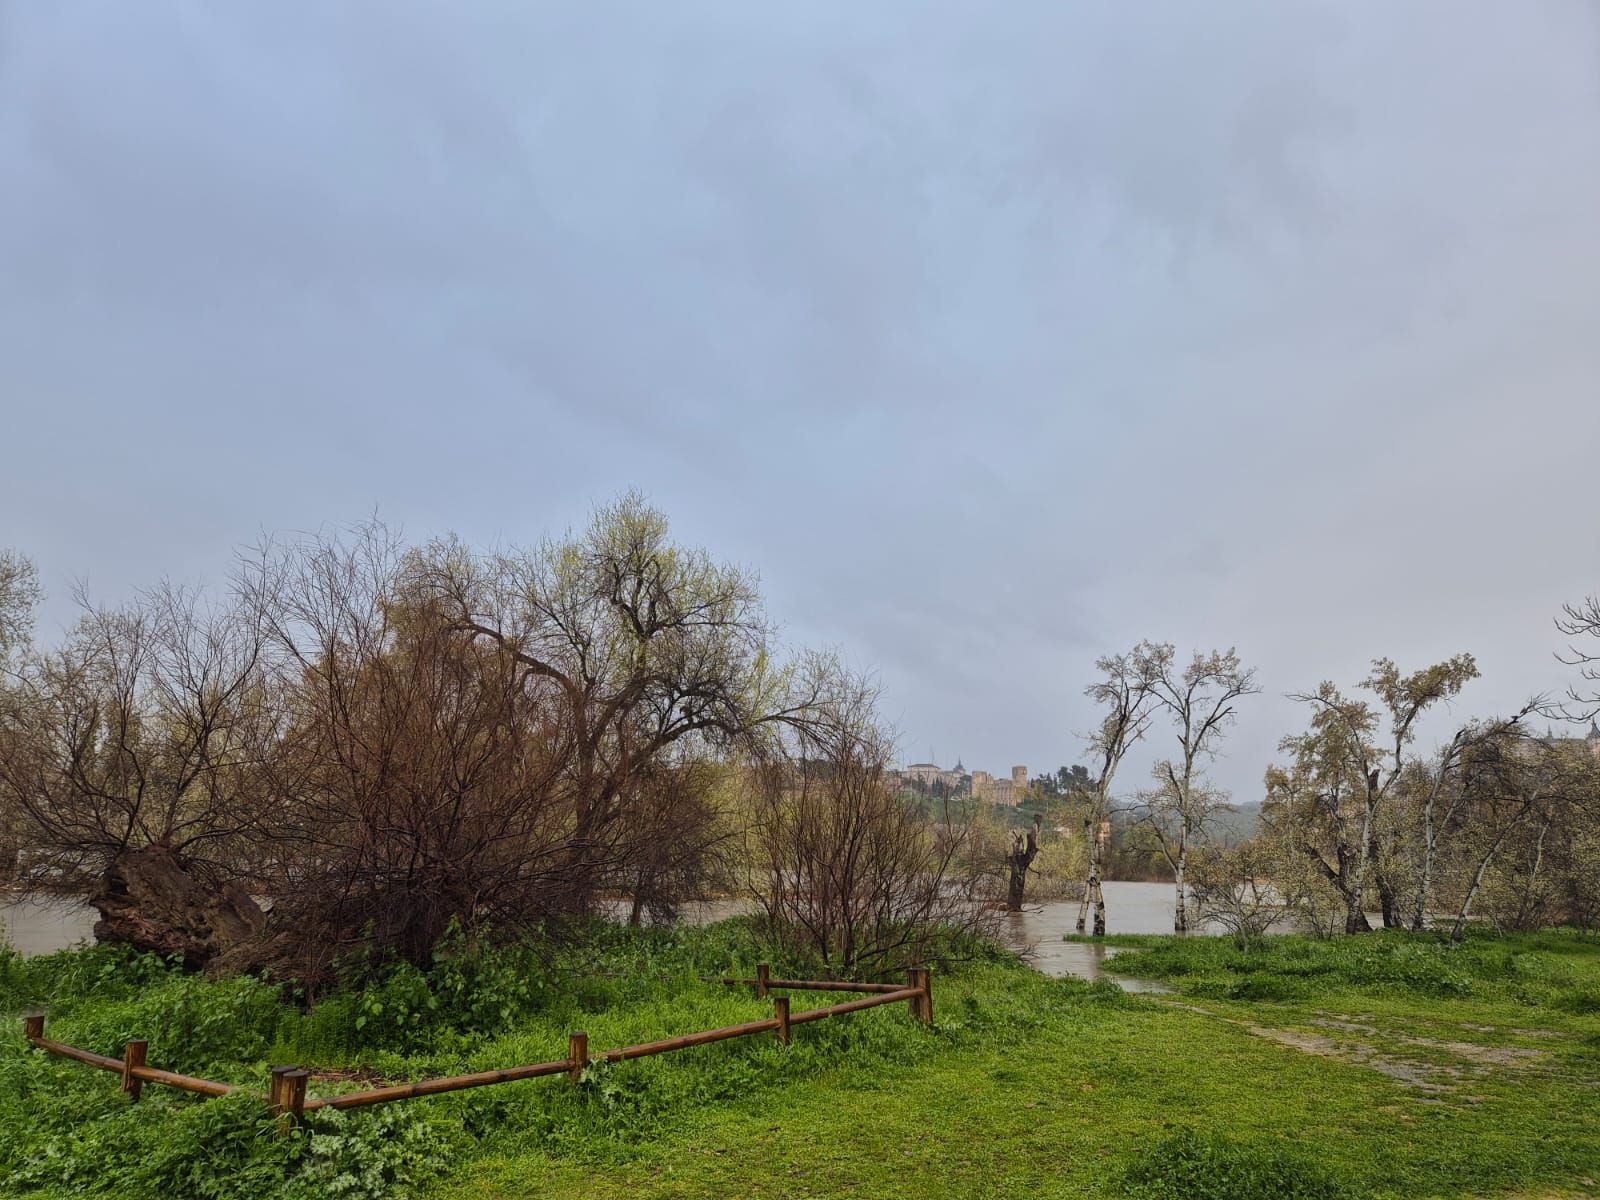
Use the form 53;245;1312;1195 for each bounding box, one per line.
89;846;265;970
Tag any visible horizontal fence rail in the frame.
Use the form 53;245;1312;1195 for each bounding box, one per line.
19;964;932;1124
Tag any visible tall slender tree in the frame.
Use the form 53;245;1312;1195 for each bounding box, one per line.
1132;644;1258;932
1075;646;1159;937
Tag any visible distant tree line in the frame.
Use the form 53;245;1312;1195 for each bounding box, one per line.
1003;634;1599;941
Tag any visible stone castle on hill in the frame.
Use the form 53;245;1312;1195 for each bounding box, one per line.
1539;721;1600;762
895;759;1029;806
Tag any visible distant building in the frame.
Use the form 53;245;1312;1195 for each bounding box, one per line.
1538;721;1600;764
898;758;1034;806
971;763;1029;807
902;761;960;800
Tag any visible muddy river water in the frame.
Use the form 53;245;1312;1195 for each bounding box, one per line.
3;881;1197;989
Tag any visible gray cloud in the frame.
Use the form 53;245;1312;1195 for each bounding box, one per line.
3;1;1599;796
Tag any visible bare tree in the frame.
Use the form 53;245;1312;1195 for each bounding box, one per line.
1075;646;1159;937
1401;705;1537;931
1004;812;1043;912
1446;731;1590;942
1131;644;1258;932
237;525;582;978
744;664;991;973
1557;594;1600;716
0;584;275;966
1187;840;1293;949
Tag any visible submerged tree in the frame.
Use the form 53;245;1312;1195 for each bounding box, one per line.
1131;644;1258;932
1075;646;1159;937
1004;812;1044;912
1187;840;1292;949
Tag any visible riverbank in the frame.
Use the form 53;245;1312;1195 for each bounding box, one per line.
2;924;1597;1198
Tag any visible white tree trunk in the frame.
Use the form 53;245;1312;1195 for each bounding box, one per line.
1412;797;1437;932
1343;801;1376;935
1173;825;1188;933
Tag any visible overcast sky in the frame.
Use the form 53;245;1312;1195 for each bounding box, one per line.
3;3;1599;798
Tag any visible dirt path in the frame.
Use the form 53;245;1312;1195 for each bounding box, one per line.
1148;997;1548;1098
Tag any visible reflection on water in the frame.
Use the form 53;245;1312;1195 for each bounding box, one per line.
5;883;1193;992
623;884;1187;992
1004;881;1195;992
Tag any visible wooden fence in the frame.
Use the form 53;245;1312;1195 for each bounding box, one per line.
19;965;933;1124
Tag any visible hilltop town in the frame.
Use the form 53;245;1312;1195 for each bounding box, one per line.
891;760;1031;806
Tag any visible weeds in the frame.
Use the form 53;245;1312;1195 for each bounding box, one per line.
0;920;1049;1198
1098;927;1600;1007
1120;1127;1368;1200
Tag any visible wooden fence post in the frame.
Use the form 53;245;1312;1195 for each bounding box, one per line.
269;1066;290;1121
756;963;770;999
122;1040;148;1101
284;1069;309;1125
269;1066;310;1129
568;1031;589;1084
22;1013;44;1042
907;968;933;1026
773;996;790;1045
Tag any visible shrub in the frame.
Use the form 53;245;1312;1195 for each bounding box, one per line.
1121;1127;1368;1200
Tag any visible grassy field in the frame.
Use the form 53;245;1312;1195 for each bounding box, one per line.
1;924;1597;1199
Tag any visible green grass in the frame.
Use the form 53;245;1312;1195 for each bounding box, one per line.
2;925;1598;1199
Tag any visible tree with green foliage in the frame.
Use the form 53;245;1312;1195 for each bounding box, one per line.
0;550;40;661
428;494;831;912
1267;654;1479;934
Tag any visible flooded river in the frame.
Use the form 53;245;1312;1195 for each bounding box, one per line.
0;894;99;957
1003;882;1190;992
3;882;1196;990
